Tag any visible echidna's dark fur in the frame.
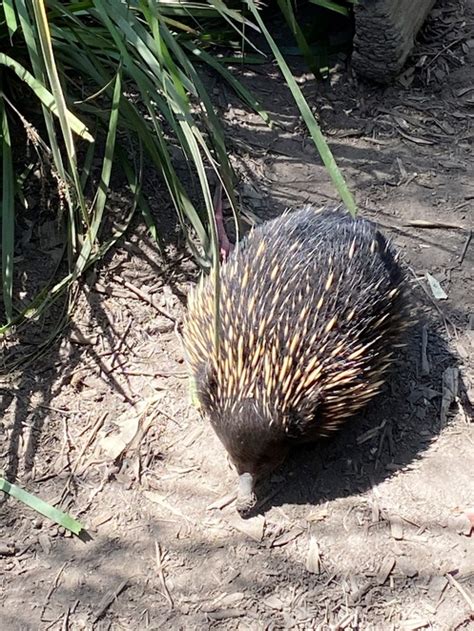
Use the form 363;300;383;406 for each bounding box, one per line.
184;206;408;501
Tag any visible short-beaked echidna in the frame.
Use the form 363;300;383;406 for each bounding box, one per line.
184;206;408;514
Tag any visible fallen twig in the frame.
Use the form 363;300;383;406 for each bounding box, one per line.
94;579;129;622
421;325;430;376
446;573;474;612
405;219;466;230
40;562;68;621
155;542;174;609
114;276;176;322
458;230;472;266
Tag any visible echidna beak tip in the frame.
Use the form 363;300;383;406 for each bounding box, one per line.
236;472;257;517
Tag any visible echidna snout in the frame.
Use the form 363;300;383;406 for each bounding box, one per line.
214;400;290;514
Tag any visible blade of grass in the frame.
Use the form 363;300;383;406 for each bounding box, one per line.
116;143;161;246
3;0;18;38
308;0;351;16
32;0;90;234
1;97;14;322
0;477;84;536
246;0;357;216
0;53;93;141
277;0;321;77
92;1;212;266
182;41;271;125
74;68;121;276
15;0;78;265
149;17;239;227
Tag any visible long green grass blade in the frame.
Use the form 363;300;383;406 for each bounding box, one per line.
1;99;14;322
308;0;351;16
0;53;93;142
246;0;357;216
277;0;321;77
0;478;84;536
32;0;89;236
93;1;211;265
74;69;121;275
183;42;271;125
3;0;18;37
15;0;76;265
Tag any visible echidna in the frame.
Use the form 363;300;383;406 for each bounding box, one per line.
184;206;408;514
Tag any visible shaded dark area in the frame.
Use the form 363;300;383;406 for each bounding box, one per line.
250;312;463;514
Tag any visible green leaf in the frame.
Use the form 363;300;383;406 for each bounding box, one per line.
3;0;19;37
74;68;121;276
183;42;271;125
0;477;84;536
1;98;14;322
308;0;351;16
246;0;357;216
0;53;93;142
277;0;321;77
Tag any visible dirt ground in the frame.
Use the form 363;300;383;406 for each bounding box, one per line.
1;0;473;629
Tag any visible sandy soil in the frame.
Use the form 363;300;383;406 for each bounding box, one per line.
1;0;473;629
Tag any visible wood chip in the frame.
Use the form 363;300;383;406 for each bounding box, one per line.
425;272;448;300
401;618;430;630
348;580;372;605
202;592;245;612
440;367;459;427
70;330;98;345
306;536;321;574
271;526;304;548
207;493;237;511
377;557;396;585
428;575;448;602
357;422;385;444
227;514;265;542
446;573;474;612
264;594;284;610
207;608;246;620
0;542;16;557
37;533;51;555
448;514;473;537
306;505;329;523
390;515;404;540
465;509;474;535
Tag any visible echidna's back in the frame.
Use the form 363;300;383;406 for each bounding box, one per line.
185;206;407;443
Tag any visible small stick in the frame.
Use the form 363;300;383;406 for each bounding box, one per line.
446;573;474;611
40;562;67;621
96;355;135;404
117;369;188;379
421;325;430;376
110;317;133;369
113;276;176;322
155;542;174;609
61;608;69;631
404;220;466;230
458;230;472;266
72;412;108;474
94;579;129;622
213;182;233;261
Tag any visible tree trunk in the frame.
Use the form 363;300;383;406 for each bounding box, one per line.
352;0;437;83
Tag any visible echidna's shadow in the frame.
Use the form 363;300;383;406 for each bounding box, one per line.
251;313;461;514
